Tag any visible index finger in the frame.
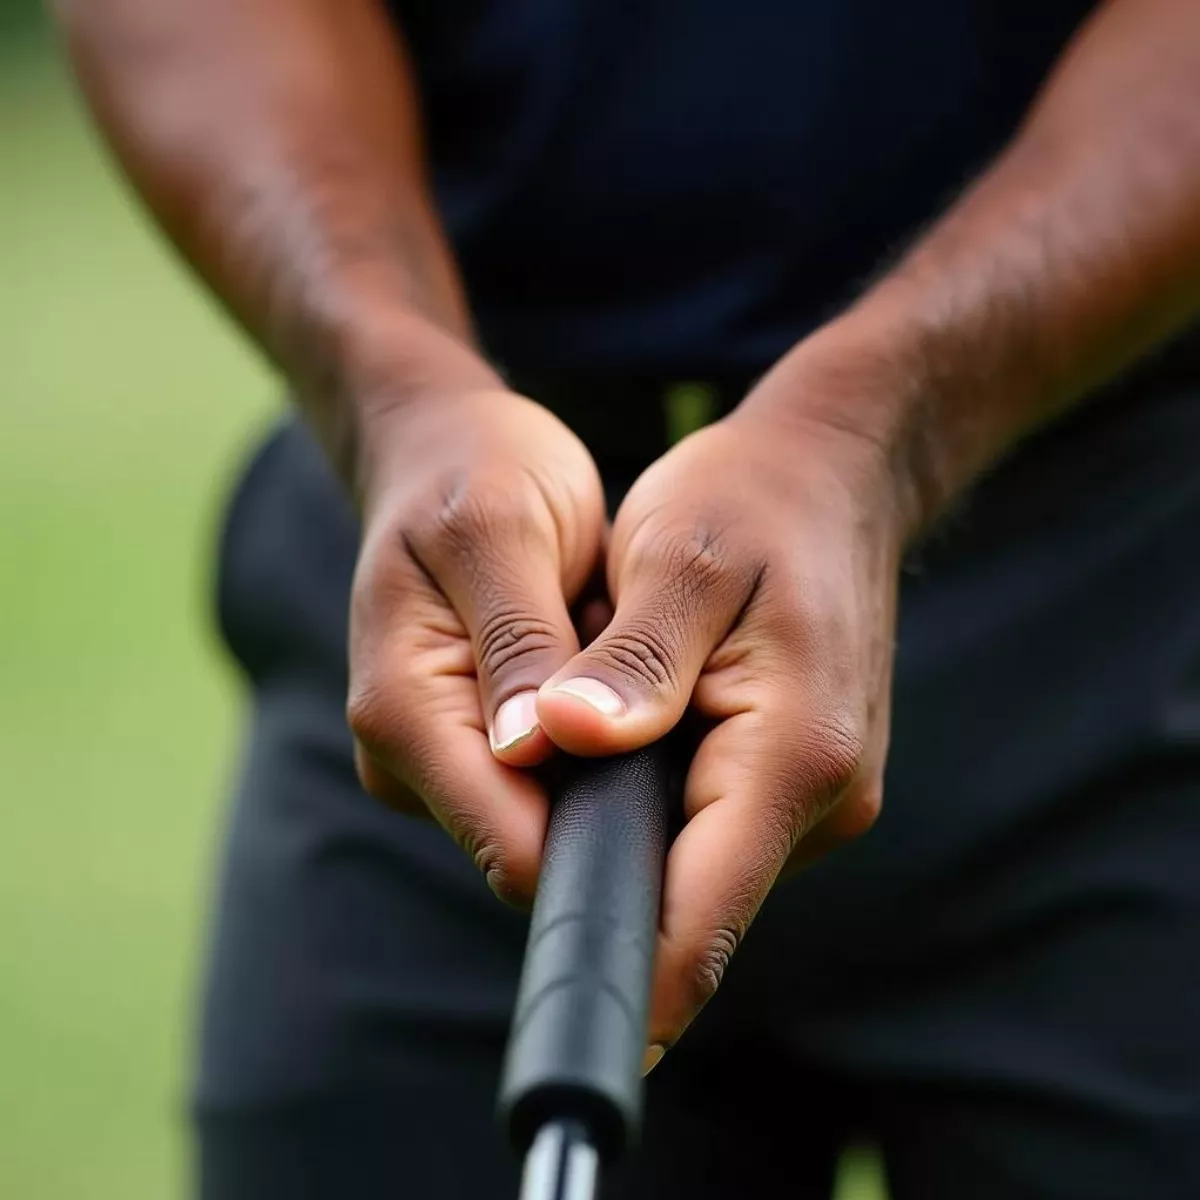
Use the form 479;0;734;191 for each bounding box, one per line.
646;705;862;1056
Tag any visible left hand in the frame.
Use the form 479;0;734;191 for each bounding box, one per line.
532;380;908;1063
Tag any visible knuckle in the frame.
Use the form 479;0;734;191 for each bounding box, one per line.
833;781;884;841
353;742;386;797
345;677;426;785
687;925;741;1010
763;716;865;840
350;739;384;796
665;525;731;592
451;816;533;909
479;854;532;910
345;679;394;754
471;838;504;887
628;519;762;609
476;604;563;680
439;799;483;862
591;620;678;691
433;474;494;542
415;473;544;568
798;717;864;810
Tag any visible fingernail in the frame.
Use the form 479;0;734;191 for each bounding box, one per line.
490;691;540;752
550;677;625;716
642;1044;665;1076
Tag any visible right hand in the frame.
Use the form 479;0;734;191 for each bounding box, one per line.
345;388;607;906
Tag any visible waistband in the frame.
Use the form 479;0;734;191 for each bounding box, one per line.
504;325;1200;501
502;367;755;481
504;323;1200;467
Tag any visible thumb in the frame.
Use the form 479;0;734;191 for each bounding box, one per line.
536;527;764;755
404;474;598;767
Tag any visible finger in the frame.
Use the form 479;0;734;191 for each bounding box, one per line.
777;679;889;874
782;778;883;873
537;523;766;755
405;472;602;767
645;705;862;1057
353;742;430;819
347;545;553;906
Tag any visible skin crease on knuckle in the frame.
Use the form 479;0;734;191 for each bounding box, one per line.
691;924;741;1014
803;714;866;808
414;469;553;581
622;514;763;614
346;684;427;799
345;674;403;766
757;714;867;866
475;603;565;682
666;874;763;1043
435;786;538;910
599;518;766;695
588;619;680;692
652;924;743;1050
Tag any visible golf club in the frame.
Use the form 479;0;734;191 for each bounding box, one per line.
497;742;674;1200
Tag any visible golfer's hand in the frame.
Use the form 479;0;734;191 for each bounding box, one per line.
347;389;606;904
534;402;905;1060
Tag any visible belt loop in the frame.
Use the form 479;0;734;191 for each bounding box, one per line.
663;381;718;445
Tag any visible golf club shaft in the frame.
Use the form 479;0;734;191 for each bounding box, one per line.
518;1121;599;1200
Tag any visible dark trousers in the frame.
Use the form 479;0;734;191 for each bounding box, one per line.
192;377;1200;1198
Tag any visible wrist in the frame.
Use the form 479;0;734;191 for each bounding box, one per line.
739;294;1035;544
290;275;506;504
735;313;931;543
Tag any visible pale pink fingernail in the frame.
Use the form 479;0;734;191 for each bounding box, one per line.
550;677;626;716
643;1044;666;1076
490;691;540;752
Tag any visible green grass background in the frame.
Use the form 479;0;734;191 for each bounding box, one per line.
0;22;887;1200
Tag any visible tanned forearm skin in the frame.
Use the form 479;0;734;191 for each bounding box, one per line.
56;0;1200;533
51;0;504;501
750;0;1200;538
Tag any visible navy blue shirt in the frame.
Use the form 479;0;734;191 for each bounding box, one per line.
389;0;1100;375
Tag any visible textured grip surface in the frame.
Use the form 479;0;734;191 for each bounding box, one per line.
498;745;672;1162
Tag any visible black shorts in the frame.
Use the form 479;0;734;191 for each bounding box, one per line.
191;376;1200;1199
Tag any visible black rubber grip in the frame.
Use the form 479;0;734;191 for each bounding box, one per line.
497;744;672;1163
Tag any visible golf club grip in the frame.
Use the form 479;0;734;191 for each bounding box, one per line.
498;744;671;1163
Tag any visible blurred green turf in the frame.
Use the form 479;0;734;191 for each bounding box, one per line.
0;32;887;1200
0;36;276;1199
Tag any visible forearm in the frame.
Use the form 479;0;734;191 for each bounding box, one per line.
52;0;504;494
756;0;1200;538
